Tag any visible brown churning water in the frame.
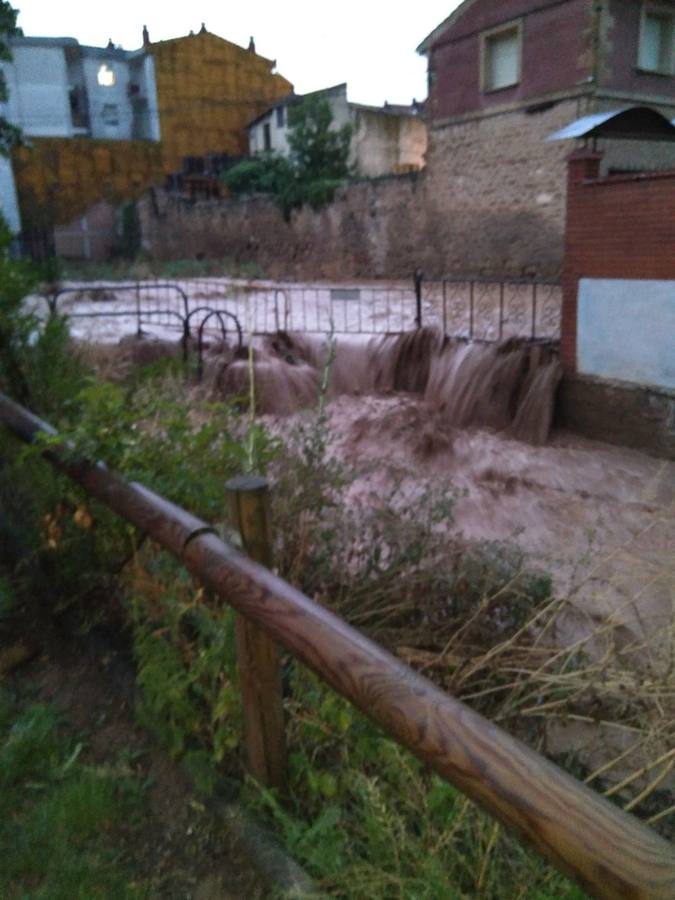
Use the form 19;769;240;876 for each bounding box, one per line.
204;328;562;445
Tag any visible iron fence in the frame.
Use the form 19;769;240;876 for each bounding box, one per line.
423;277;562;341
42;282;243;359
183;278;425;336
38;275;561;347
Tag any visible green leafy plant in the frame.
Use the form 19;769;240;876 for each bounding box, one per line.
128;554;241;764
223;153;296;197
286;96;352;183
38;375;279;519
0;1;22;157
223;96;352;217
0;693;145;898
0;213;89;415
244;670;587;899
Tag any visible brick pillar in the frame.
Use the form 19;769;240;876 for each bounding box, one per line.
560;149;603;374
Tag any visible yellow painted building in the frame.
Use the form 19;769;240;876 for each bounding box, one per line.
13;138;164;226
13;28;293;241
149;28;293;172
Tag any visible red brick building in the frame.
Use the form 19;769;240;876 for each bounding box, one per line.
415;0;675;277
558;147;675;457
420;0;675;123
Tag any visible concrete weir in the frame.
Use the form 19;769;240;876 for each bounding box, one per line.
204;328;562;445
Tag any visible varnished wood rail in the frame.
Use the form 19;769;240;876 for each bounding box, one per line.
1;392;673;900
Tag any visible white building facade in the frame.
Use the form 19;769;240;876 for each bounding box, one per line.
0;36;160;234
248;83;427;178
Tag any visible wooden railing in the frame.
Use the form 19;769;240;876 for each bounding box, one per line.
1;391;673;900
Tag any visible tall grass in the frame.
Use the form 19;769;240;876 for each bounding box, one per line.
0;693;144;898
1;305;671;897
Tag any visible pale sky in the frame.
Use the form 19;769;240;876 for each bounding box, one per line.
13;1;461;106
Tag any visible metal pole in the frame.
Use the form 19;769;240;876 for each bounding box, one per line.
532;283;538;340
469;281;475;340
413;268;423;329
135;282;142;337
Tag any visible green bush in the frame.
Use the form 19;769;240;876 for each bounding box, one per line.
128;554;241;763
223;153;295;196
0;692;144;898
223;96;352;217
247;671;588;900
0;214;89;417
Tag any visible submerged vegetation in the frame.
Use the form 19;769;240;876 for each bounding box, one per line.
1;256;673;897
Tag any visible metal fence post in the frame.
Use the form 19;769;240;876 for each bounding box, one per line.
469;281;475;340
413;268;423;329
532;282;538;340
135;282;142;337
226;475;286;788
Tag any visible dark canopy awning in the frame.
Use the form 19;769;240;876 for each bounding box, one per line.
547;106;675;142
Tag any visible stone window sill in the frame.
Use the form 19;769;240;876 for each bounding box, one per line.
634;66;674;78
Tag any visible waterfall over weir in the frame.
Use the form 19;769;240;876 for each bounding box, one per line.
204;329;562;445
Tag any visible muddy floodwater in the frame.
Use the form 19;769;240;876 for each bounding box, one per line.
322;393;674;640
312;391;674;786
70;313;675;784
230;331;673;652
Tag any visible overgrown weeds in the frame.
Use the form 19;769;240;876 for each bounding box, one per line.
249;670;588;900
0;691;145;898
1;292;672;897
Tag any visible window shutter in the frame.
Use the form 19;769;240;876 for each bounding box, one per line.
639;15;665;70
487;31;519;90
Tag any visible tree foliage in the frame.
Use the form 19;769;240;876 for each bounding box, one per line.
287;96;352;182
0;1;22;157
223;154;295;198
0;215;38;402
223;97;352;217
0;213;83;413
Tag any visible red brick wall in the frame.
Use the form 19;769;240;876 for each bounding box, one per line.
426;0;592;121
605;0;675;100
425;0;675;124
561;149;675;372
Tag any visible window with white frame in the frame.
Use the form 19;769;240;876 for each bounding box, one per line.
638;6;675;74
482;21;522;92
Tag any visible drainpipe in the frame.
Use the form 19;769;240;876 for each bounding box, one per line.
591;1;604;100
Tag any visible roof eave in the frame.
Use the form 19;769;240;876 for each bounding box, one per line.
417;0;477;54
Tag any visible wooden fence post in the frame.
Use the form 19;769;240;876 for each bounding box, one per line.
226;475;286;788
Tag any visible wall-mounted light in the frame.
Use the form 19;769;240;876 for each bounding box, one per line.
97;64;116;87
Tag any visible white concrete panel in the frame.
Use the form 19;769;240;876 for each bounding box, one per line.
0;157;21;233
577;278;675;390
143;56;161;142
7;46;71;136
